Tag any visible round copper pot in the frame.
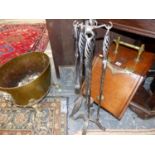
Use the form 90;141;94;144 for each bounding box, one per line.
0;52;51;106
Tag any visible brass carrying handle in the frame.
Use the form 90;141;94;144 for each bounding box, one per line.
113;37;145;62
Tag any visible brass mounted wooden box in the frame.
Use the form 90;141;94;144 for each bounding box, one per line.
88;43;155;119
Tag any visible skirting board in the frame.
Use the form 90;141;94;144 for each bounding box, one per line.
74;129;155;135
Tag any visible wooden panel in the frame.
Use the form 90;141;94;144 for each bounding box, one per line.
46;19;75;77
90;44;155;119
130;86;155;119
98;19;155;39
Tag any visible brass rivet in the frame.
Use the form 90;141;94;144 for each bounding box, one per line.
96;95;104;101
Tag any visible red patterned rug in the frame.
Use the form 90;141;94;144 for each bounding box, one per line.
0;23;49;65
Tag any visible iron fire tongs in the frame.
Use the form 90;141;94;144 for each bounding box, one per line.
73;20;81;92
96;23;112;123
73;21;86;92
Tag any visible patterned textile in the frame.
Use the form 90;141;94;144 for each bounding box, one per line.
0;24;49;65
0;96;67;135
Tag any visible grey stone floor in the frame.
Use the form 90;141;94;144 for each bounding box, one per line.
51;66;155;135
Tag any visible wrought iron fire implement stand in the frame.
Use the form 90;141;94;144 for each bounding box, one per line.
70;20;113;135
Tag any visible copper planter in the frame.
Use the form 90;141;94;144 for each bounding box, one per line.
0;52;51;106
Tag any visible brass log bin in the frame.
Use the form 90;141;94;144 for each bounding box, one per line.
0;52;51;106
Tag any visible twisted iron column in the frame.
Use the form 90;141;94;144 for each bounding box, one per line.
84;27;95;116
73;21;81;91
73;21;86;93
78;24;86;89
96;23;112;122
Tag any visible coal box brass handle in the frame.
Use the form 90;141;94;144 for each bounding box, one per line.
114;37;145;62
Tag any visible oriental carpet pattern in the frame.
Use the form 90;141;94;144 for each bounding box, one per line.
0;23;49;65
0;95;67;135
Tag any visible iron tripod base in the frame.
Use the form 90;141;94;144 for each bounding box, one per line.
70;97;105;135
